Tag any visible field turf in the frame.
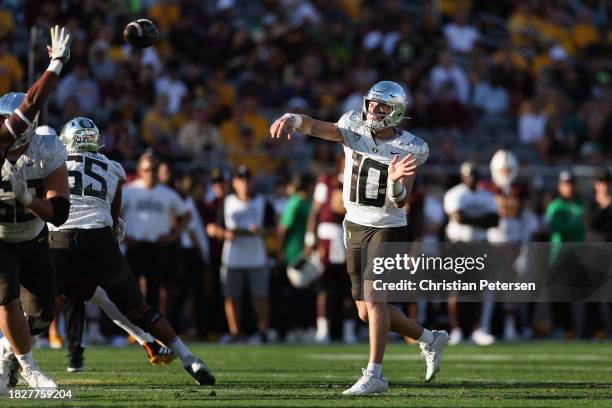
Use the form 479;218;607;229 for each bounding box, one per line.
3;341;611;407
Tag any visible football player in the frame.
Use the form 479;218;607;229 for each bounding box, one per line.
271;81;448;396
46;117;215;385
0;26;72;393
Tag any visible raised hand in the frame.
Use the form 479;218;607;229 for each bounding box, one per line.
388;154;417;182
270;113;299;140
47;25;71;63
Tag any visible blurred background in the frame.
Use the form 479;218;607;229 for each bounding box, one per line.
1;0;611;346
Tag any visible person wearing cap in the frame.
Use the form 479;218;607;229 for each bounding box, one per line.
443;161;499;346
215;165;276;343
545;170;585;338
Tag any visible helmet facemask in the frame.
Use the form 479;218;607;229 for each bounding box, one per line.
361;81;407;131
60;117;102;152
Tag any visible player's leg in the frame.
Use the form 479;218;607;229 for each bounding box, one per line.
88;286;174;365
64;296;86;372
222;266;244;340
248;268;270;342
342;221;388;396
13;233;59;389
90;228;214;384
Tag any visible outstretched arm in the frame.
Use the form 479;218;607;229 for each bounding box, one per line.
270;113;343;142
0;26;70;148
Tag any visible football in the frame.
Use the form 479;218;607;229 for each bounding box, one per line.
123;19;159;48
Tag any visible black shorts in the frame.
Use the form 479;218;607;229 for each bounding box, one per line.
49;227;143;313
344;220;408;301
0;228;57;322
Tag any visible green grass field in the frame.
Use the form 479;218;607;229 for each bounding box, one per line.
3;341;611;407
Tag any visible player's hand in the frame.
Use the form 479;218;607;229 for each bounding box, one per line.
388;154;417;182
3;164;32;207
114;217;126;243
47;25;71;63
270;114;297;140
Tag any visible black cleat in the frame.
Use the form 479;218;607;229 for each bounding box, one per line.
184;358;215;385
8;355;19;387
67;346;85;372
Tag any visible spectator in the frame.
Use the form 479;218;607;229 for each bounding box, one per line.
519;98;548;146
177;99;221;160
0;37;23;95
142;94;173;146
429;51;470;104
217;165;276;343
56;62;101;117
443;10;480;53
155;60;188;115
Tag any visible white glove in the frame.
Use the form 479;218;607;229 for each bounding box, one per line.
3;165;32;207
47;25;71;63
114;217;126;242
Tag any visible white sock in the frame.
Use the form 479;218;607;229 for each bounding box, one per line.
366;362;383;378
15;352;37;370
418;328;434;346
316;317;329;336
90;287;154;345
0;335;12;353
169;337;196;366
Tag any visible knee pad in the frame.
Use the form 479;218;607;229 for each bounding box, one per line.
27;315;53;336
137;307;162;332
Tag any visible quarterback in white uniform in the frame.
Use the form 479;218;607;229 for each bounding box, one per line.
271;81;448;396
47;117;215;385
0;26;73;393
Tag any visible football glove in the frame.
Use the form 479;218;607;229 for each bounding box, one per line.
114;217;126;242
47;25;71;63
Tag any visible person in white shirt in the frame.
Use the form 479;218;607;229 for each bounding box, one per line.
443;162;499;346
122;154;191;309
215;165;276;344
443;11;480;53
429;52;470;104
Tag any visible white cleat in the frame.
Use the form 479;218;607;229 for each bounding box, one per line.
21;367;58;390
342;368;388;396
448;327;463;345
420;330;449;382
471;329;495;346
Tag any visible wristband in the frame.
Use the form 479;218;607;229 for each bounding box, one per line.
304;231;316;247
46;60;63;76
284;113;302;129
388;178;406;203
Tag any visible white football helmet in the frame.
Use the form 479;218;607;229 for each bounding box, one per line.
362;81;407;131
0;92;39;151
490;149;519;189
287;253;324;289
60;117;101;152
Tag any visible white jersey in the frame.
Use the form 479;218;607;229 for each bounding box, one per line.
337;111;429;228
49;151;126;231
0;134;67;242
443;183;498;242
121;180;187;242
221;194;268;269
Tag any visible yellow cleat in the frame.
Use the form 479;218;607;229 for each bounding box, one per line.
143;342;176;365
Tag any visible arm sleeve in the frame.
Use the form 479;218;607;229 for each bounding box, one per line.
280;197;298;228
43;136;69;177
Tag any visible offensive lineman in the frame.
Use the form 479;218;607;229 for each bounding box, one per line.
0;26;72;392
271;81;448;396
46;117;215;385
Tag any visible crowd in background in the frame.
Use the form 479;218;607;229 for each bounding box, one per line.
1;0;611;344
